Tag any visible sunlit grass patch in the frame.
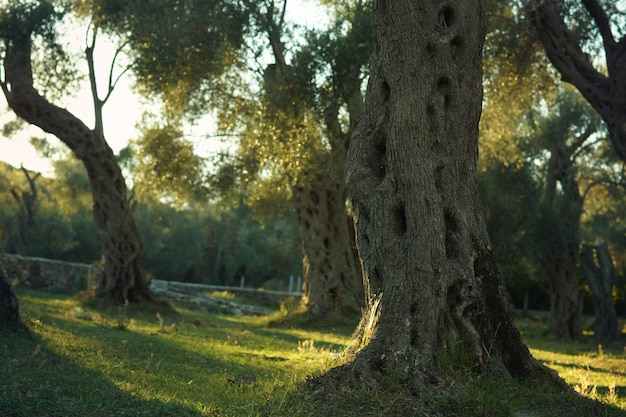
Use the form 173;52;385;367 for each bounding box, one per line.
4;288;349;416
526;337;626;410
3;288;626;416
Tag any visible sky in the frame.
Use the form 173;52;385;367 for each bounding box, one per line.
0;0;329;176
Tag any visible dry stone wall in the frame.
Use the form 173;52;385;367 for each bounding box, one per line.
0;253;92;293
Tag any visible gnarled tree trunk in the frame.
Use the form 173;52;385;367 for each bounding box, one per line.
309;0;559;395
292;174;363;315
1;21;152;305
580;241;622;341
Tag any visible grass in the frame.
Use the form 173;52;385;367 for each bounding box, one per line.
1;288;626;417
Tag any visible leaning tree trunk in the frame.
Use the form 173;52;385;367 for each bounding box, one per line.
580;242;622;341
309;0;558;395
2;29;152;305
526;0;626;163
292;173;363;316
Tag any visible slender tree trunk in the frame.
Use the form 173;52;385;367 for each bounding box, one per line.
1;27;152;305
292;173;363;315
310;0;559;395
580;242;622;341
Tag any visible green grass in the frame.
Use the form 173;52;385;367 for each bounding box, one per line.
2;288;625;416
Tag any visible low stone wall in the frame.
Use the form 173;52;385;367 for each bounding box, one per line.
150;280;302;308
0;253;92;293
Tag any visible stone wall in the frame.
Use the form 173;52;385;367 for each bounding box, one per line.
0;253;92;293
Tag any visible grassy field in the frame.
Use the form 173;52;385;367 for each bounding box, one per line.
2;287;625;417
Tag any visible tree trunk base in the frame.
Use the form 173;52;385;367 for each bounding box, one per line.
305;350;569;407
0;268;26;332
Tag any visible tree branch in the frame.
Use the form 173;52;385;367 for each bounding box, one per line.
569;123;595;158
525;0;611;115
85;24;104;135
580;0;616;50
103;41;130;104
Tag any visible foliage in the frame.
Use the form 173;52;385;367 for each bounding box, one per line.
80;0;250;118
477;159;548;309
0;160;99;262
0;0;82;101
2;288;625;416
130;120;207;206
133;199;301;288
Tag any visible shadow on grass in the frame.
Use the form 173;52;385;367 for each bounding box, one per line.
0;326;205;417
8;288;343;416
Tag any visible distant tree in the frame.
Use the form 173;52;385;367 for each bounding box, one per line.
9;166;40;251
529;88;601;341
580;241;622;341
0;1;152;304
229;0;370;315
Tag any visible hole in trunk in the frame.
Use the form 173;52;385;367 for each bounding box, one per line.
392;201;407;236
439;5;455;28
381;79;390;102
451;36;464;62
436;77;452;113
444;209;460;259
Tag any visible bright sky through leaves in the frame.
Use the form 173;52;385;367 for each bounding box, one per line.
0;0;328;175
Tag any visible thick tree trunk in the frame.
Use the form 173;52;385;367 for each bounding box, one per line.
580;242;622;341
292;174;363;315
310;0;557;395
0;268;20;329
1;27;152;305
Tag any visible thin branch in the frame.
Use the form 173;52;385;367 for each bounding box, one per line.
581;177;619;203
279;0;287;28
103;41;130;104
572;135;604;161
85;25;104;135
569;123;595;156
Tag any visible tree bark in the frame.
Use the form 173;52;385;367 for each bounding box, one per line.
292;174;363;315
526;0;626;163
1;23;152;305
580;242;622;341
544;245;583;340
0;268;20;329
310;0;559;395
